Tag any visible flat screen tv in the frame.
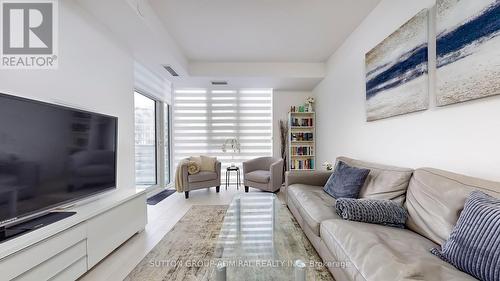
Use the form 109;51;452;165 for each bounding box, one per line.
0;93;117;227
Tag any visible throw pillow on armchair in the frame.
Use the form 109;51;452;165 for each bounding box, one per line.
200;155;217;172
187;161;200;175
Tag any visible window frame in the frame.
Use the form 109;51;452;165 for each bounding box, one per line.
164;104;172;185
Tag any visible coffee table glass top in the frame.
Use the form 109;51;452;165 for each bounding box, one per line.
211;193;301;280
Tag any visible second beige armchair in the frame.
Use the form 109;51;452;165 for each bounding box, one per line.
243;157;284;193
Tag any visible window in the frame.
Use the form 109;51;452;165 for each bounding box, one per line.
173;88;273;180
134;92;157;186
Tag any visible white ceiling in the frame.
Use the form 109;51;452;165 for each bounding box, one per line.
77;0;380;90
149;0;381;63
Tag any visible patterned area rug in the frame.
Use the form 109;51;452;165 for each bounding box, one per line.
125;204;334;281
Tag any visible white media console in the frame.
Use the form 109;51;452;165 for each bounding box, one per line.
0;189;147;281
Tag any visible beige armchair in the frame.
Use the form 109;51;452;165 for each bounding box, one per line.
243;157;284;193
179;159;221;199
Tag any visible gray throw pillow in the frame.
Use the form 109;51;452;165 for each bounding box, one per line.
335;198;407;228
431;191;500;281
323;161;370;199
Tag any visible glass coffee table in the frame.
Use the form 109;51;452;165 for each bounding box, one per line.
210;193;310;281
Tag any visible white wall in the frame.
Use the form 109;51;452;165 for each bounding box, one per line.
0;1;136;189
314;0;500;181
272;91;313;158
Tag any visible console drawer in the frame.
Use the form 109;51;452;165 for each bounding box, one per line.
13;240;87;281
0;223;86;280
48;256;87;281
86;193;147;268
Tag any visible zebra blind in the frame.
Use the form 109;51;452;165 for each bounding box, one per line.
173;88;273;173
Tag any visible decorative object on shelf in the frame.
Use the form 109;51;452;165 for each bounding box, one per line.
305;96;315;113
436;0;500;106
221;138;240;167
323;161;333;171
365;9;429;121
279;119;289;179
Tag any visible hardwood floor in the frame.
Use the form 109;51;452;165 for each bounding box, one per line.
79;186;286;281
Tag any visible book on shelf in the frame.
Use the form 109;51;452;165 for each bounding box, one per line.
290;117;314;127
290;132;314;142
291;146;314;156
290;159;315;170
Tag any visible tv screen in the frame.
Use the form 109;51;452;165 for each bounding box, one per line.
0;93;117;226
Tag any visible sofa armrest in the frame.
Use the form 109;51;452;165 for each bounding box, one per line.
285;171;332;188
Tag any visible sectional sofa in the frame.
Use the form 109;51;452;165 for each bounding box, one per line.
285;156;500;281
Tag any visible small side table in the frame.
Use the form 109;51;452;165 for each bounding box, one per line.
225;166;241;190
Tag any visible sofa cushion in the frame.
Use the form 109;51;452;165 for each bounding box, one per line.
432;191;500;281
188;171;217;183
337;157;413;205
287;184;339;236
405;168;500;245
245;170;271;183
320;219;476;281
323;161;370;199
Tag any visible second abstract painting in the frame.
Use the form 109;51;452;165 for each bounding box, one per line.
436;0;500;106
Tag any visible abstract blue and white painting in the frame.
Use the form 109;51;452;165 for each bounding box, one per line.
436;0;500;106
365;10;429;121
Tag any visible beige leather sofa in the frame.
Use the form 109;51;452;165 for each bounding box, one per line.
285;156;500;281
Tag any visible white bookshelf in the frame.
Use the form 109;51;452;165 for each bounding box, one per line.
288;111;316;171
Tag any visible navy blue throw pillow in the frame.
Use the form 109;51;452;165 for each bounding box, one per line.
431;191;500;281
323;161;370;199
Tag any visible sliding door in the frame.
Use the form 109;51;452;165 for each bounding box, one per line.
134;92;157;187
